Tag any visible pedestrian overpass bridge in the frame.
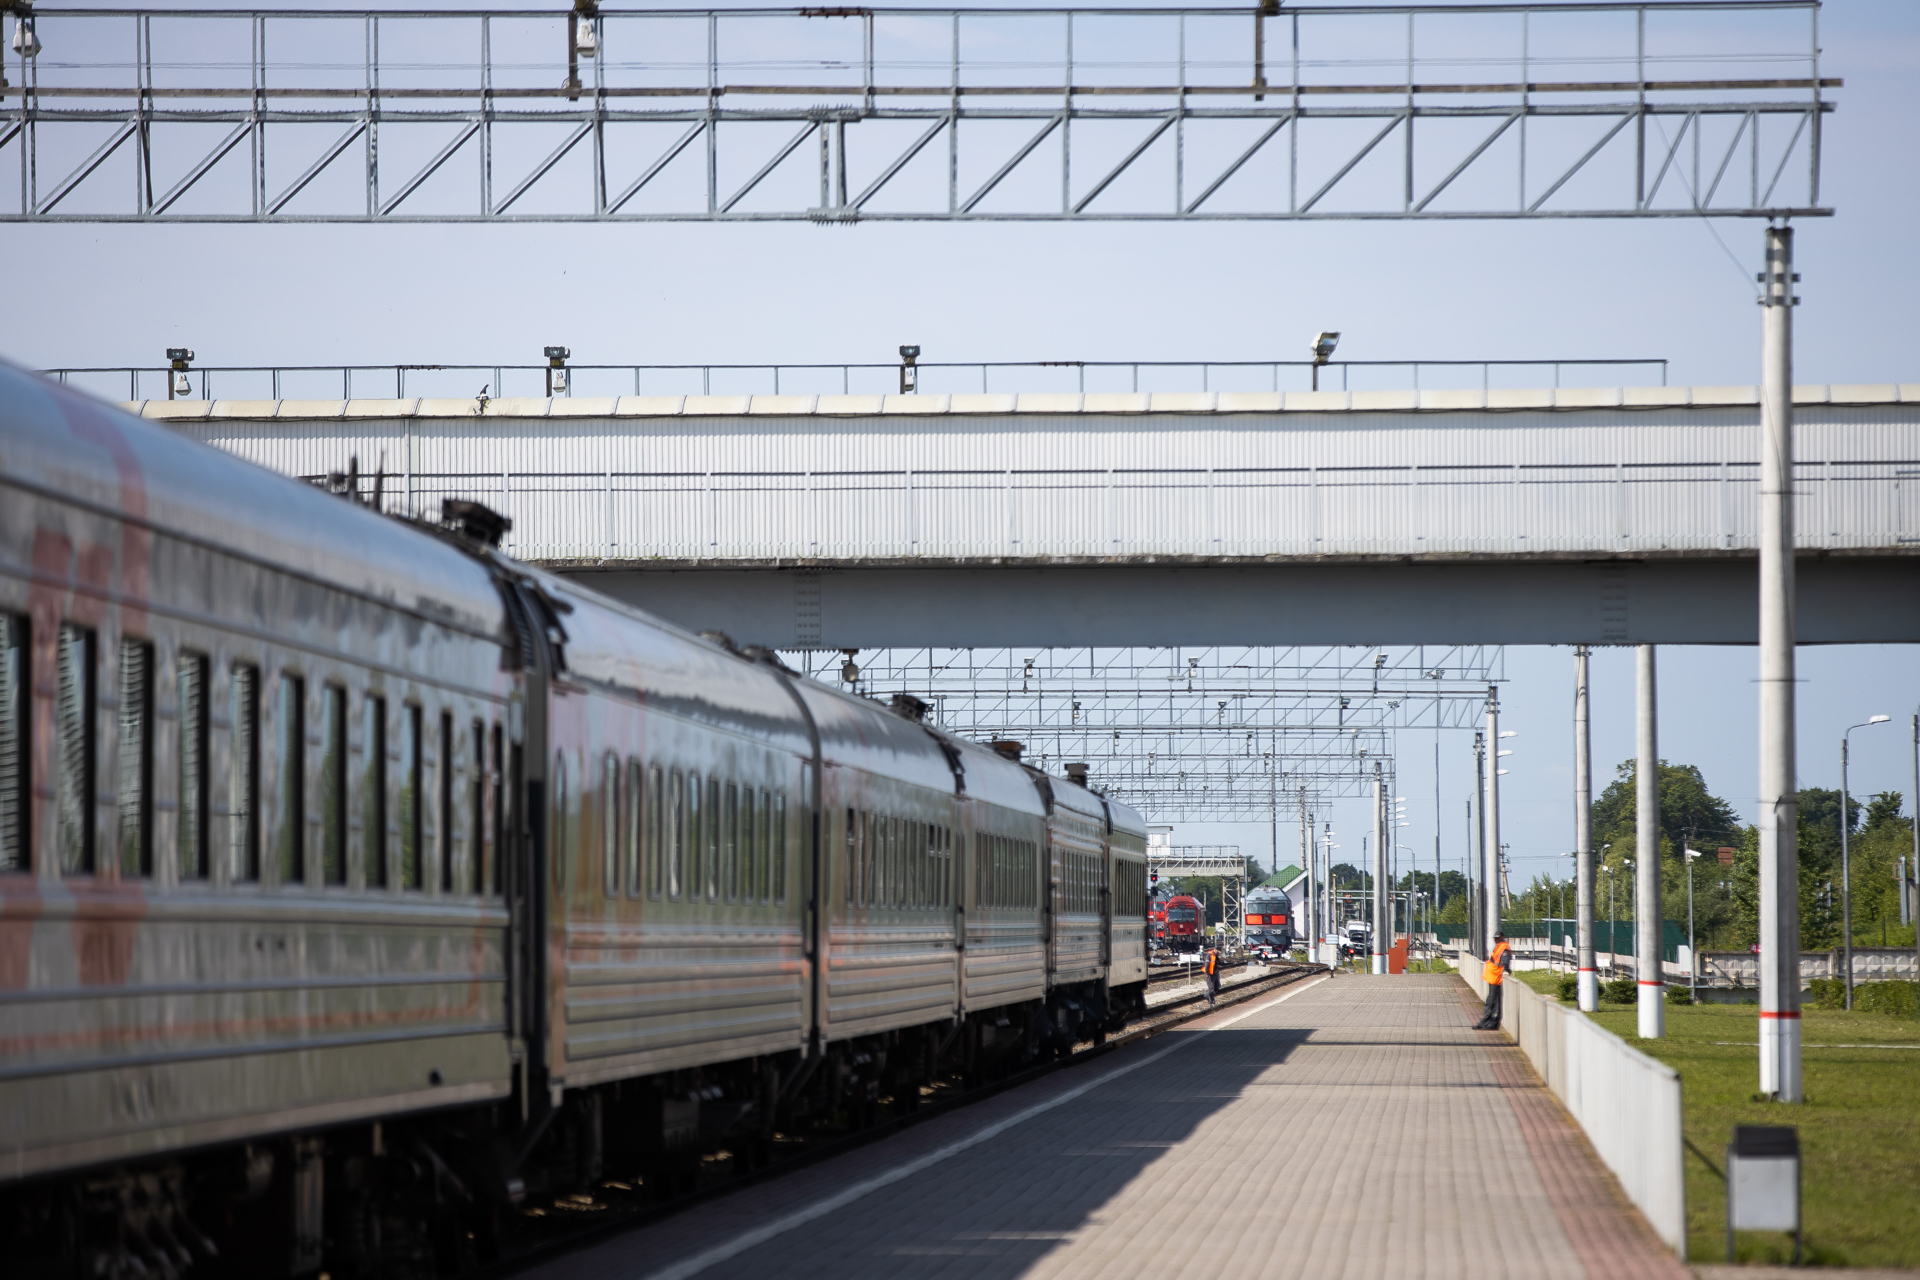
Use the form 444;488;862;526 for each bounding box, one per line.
138;383;1920;648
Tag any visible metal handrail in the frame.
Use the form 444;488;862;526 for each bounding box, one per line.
46;357;1669;403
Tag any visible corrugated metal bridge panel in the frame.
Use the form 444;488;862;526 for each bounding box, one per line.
141;391;1920;564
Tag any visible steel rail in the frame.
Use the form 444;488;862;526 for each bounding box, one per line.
474;960;1329;1277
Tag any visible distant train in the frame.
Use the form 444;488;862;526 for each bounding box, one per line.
1242;885;1295;957
1153;893;1205;953
0;363;1156;1278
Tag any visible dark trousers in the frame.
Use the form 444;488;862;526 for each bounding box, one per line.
1476;981;1503;1028
1205;972;1220;1005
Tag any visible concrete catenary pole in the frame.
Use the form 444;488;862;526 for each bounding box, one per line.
1298;787;1313;958
1636;644;1665;1038
1471;732;1485;956
1322;824;1337;966
1372;764;1387;974
1484;686;1502;958
1575;645;1599;1011
1757;225;1801;1101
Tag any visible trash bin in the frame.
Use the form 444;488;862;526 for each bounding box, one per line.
1726;1125;1800;1263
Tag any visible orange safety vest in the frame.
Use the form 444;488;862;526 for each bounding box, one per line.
1483;941;1511;986
1204;951;1218;976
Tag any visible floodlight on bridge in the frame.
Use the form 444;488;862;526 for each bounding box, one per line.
165;348;193;400
10;8;38;58
1311;333;1340;391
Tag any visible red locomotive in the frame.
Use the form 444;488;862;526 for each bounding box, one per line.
1154;893;1205;953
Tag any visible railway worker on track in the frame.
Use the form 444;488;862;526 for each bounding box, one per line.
1474;933;1512;1029
1203;948;1221;1008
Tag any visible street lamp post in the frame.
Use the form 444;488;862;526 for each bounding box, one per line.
1621;858;1635;979
1841;715;1893;1009
1684;847;1703;1001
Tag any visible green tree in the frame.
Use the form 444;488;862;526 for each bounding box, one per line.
1717;789;1912;951
1592;758;1743;947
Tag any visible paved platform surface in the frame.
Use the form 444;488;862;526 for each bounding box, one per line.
528;974;1686;1280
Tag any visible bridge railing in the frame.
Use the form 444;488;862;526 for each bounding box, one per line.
46;358;1669;404
350;461;1914;562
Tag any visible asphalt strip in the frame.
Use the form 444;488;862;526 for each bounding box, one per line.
633;974;1331;1280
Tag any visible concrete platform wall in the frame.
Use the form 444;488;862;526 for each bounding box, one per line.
1462;964;1687;1253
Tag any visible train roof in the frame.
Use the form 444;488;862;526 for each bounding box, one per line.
528;566;815;755
1;361;506;640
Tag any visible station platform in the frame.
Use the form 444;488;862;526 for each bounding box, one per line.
527;974;1686;1280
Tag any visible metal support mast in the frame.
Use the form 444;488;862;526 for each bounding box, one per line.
1372;763;1387;974
1483;688;1501;957
1298;787;1313;958
1636;644;1664;1039
1758;225;1801;1101
1575;645;1598;1011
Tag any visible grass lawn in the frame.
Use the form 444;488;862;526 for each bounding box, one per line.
1569;998;1920;1266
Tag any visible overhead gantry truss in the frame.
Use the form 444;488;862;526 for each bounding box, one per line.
0;3;1833;222
779;645;1486;819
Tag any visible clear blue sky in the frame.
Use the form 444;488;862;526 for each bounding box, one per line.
8;1;1916;887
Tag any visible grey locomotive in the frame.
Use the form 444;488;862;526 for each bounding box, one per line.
0;360;1149;1276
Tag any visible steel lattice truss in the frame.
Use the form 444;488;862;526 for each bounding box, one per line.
782;645;1493;820
1;4;1833;222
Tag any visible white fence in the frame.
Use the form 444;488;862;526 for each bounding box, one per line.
1700;948;1919;987
1460;963;1686;1254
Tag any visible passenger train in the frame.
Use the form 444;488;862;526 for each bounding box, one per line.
0;363;1153;1277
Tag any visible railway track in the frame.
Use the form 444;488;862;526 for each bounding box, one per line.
1147;957;1252;987
489;962;1329;1277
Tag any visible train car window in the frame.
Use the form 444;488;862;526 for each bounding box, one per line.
491;725;506;897
117;638;154;878
176;652;209;880
318;685;347;885
722;781;738;903
624;758;643;898
275;674;305;886
858;811;871;906
755;789;771;903
667;768;685;900
848;810;860;907
399;705;422;889
0;614;23;872
735;784;751;903
879;816;892;906
896;818;908;907
704;777;721;902
775;793;789;904
853;811;866;907
56;623;96;874
602;752;619;899
439;712;456;893
911;822;923;907
473;722;489;896
551;751;569;894
893;818;906;906
646;764;664;899
683;771;701;902
363;697;387;888
230;663;260;881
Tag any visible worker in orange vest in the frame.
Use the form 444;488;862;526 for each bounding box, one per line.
1203;948;1221;1008
1474;933;1512;1029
